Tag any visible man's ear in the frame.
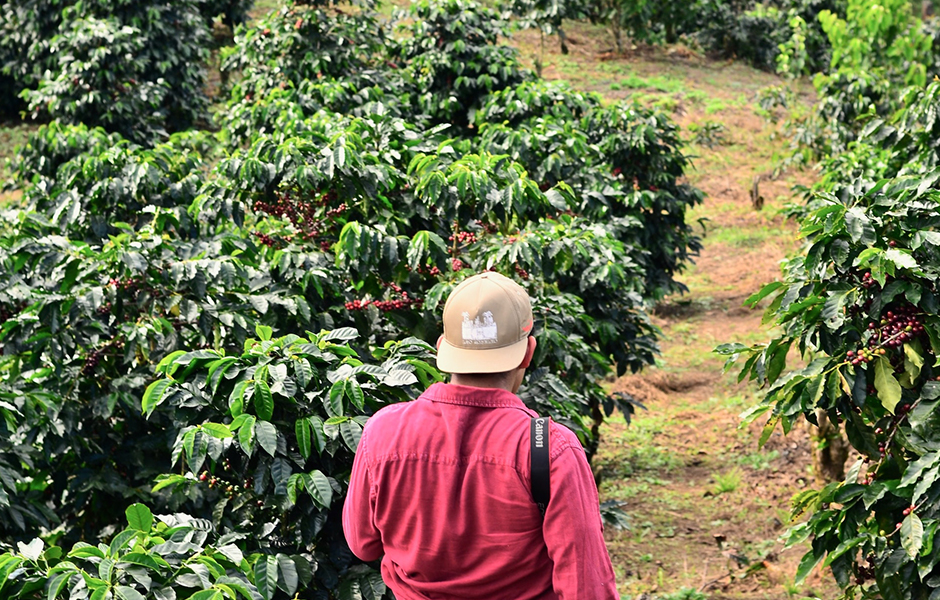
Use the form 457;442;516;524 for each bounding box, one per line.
436;335;444;351
519;336;537;369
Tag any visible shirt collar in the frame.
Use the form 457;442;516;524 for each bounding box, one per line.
419;382;527;409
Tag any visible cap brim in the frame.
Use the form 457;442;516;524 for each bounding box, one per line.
436;336;529;374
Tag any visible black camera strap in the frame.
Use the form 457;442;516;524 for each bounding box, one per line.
530;417;550;516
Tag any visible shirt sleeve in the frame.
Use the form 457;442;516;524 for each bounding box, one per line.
342;428;383;562
543;431;619;600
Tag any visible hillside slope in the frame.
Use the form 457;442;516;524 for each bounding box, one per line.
508;21;841;599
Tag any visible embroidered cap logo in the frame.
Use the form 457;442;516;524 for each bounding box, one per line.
462;311;499;344
437;272;534;374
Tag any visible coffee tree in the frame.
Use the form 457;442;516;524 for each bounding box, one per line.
142;329;436;598
0;124;336;544
0;504;273;600
774;0;932;167
723;76;940;600
0;0;215;140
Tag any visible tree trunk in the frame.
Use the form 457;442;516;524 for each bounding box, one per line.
810;408;850;484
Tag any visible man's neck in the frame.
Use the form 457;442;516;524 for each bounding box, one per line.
449;373;515;393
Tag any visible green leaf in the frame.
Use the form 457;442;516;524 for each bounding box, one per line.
406;230;430;269
229;380;250;417
346;379;365;411
900;451;940;488
207;357;239;396
99;557;115;583
303;470;333;509
155;350;188;374
327;380;346;417
853;247;883;269
912;230;940;250
766;339;791;384
89;587;110;600
821;289;853;329
256;421;278;457
254;380;274;421
902;341;925;388
47;571;72;600
339;579;362;600
277;554;299;596
68;545;105;560
744;281;784;308
914;464;940;504
294;359;313;389
308;416;327;455
901;513;924;558
216;577;254;600
296;418;312;460
255;324;273;341
874;356;903;414
884;248;918;270
115;586;147;600
110;529;136;556
823;536;866;566
142;379;172;418
828;238;850;266
758;415;778;448
201;423;234;440
844;207;876;245
358;569;386;600
286;474;301;505
151;474;193;494
238;415;257;455
125;504;153;532
322;327;358;343
254;555;278;600
340;420;363;452
120;552;167;572
794;545;825;585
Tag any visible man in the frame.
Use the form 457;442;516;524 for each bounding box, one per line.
343;271;619;599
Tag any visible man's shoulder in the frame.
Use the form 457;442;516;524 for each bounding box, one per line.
364;400;416;429
547;420;587;461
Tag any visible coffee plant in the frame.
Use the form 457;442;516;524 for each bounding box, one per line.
722;177;940;599
0;504;280;600
501;0;586;60
772;0;933;168
692;0;841;73
584;0;839;72
0;0;213;140
142;329;436;598
393;0;529;129
723;30;940;600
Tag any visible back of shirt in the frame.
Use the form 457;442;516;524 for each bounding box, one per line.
343;383;619;600
357;396;554;599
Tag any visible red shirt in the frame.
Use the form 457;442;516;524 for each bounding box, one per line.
342;382;619;600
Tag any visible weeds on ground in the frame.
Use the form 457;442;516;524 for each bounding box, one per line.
623;588;708;600
709;468;743;495
687;121;729;148
737;449;780;470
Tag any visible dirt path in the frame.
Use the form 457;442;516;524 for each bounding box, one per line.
510;23;840;599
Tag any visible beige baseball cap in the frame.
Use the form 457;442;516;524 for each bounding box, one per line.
437;272;534;374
